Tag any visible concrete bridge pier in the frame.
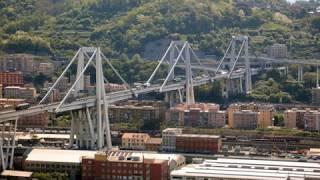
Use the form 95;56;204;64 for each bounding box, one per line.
222;78;243;99
298;65;304;82
165;90;184;107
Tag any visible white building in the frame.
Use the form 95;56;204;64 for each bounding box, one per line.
162;128;182;152
171;158;320;180
24;149;97;180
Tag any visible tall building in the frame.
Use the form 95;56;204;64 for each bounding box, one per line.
312;88;320;105
233;110;259;129
109;100;166;130
166;103;225;128
81;150;185;180
304;111;320;131
121;133;150;150
0;54;34;73
0;72;24;87
208;110;227;128
171;158;320;180
284;108;307;129
228;103;274;129
268;43;288;58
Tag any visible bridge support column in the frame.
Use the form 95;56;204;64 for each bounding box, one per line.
165;90;183;107
298;65;303;82
229;39;236;70
66;48;112;150
223;78;243;99
75;48;85;96
69;109;97;150
0;119;17;170
244;36;252;94
239;77;243;94
317;66;319;88
184;44;195;104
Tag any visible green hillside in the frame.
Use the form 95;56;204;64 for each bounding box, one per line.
0;0;319;59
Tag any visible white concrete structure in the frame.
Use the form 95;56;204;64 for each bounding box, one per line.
171;158;320;180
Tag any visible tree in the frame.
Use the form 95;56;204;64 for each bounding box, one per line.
311;16;320;31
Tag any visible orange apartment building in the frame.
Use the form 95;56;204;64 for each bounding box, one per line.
0;72;24;87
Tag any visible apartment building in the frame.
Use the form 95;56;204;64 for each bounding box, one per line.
233;110;259;129
284;108;307;129
304;111;320;131
121;133;150;150
18;112;49;128
285;108;320;131
109;100;166;130
0;54;34;73
268;43;288;58
0;72;24;87
37;62;54;76
4;86;36;101
228;103;274;129
166;103;226;128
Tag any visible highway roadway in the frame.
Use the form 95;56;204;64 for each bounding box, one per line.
0;69;251;122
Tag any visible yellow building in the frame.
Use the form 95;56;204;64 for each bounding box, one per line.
228;103;274;129
121;133;150;150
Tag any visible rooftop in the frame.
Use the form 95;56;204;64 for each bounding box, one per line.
122;133;150;139
26;148;97;164
1;170;33;177
98;150;185;165
145;138;162;144
176;134;220;139
171;158;320;180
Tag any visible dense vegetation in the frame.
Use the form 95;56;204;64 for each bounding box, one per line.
0;0;319;59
